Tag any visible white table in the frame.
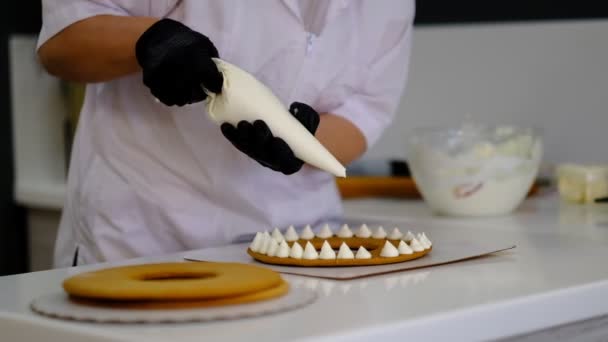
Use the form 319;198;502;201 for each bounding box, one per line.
2;194;608;341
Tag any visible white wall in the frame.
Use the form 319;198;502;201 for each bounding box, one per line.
368;19;608;166
10;36;67;209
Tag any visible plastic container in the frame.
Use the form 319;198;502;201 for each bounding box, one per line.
407;123;543;217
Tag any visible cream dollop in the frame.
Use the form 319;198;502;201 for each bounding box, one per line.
409;238;425;252
421;233;433;247
398;240;413;255
319;241;336;260
355;224;372;238
355;246;372;259
303;241;319;260
249;232;263;252
337;224;354;238
380;241;399;257
337;242;355;259
300;225;315;240
276;240;290;258
404;231;415;242
271;227;284;243
388;227;403;240
266;238;279;256
259;231;272;254
284;225;299;242
289;242;304;259
417;233;431;249
372;226;387;239
317;224;333;239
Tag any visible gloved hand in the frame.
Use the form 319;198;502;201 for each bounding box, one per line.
135;18;223;106
220;102;320;175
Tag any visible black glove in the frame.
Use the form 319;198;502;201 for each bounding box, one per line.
135;18;223;106
220;102;320;175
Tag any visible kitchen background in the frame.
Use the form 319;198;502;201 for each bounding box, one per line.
2;1;607;275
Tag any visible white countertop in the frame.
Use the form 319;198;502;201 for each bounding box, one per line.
3;194;608;341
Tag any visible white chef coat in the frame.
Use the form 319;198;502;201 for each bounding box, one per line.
38;0;414;267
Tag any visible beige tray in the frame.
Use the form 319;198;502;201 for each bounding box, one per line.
184;239;515;280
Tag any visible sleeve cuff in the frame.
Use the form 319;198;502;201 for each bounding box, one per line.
328;96;395;149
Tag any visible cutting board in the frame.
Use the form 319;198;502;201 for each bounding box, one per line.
336;176;539;199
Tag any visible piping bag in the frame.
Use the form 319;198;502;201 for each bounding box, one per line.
204;58;346;177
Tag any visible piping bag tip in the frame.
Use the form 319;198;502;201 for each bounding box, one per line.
205;59;347;177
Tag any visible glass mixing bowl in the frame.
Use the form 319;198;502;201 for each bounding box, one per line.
407;123;543;217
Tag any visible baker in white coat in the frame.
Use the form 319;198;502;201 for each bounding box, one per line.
37;0;414;267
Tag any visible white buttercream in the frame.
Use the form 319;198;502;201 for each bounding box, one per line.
271;227;284;243
317;224;333;239
355;224;372;238
259;231;272;254
417;233;431;249
398;240;413;255
380;241;399;257
303;242;319;260
300;225;315;240
409;238;425;252
249;232;263;252
289;242;304;259
404;231;415;242
319;241;336;260
421;233;433;247
276;240;290;258
388;227;403;240
337;224;354;238
355;246;372;259
205;58;346;177
284;225;299;242
372;226;387;239
337;242;355;259
266;238;279;256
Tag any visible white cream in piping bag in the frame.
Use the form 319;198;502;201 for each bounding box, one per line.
205;59;346;177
